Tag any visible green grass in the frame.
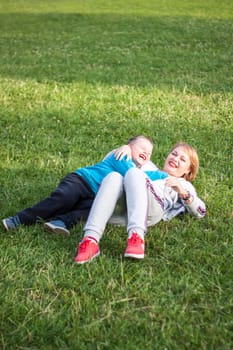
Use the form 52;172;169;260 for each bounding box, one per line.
0;0;232;349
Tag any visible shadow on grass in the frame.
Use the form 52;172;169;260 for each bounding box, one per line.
0;13;232;93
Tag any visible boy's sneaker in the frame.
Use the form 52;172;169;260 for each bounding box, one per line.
124;232;145;259
75;237;100;264
2;216;21;231
44;220;70;236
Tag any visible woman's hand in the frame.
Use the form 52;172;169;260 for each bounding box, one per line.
165;176;185;195
115;145;132;161
165;176;193;203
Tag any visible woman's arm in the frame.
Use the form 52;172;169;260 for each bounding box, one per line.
166;177;206;218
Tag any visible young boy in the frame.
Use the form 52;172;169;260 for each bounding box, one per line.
3;135;167;235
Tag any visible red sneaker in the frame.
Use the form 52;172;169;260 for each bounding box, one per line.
124;232;145;259
74;237;100;264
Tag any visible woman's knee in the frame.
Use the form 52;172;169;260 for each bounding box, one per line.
124;167;145;183
102;172;123;187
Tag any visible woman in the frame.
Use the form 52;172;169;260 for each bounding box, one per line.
75;142;207;264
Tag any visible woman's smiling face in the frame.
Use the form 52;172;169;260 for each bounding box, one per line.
163;146;191;178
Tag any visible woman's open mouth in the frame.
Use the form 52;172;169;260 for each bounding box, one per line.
168;160;177;168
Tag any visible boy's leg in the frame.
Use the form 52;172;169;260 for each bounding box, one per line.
55;198;94;228
83;172;123;242
17;173;94;225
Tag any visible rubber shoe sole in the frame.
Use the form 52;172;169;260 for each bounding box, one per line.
44;222;70;236
2;218;19;231
75;250;100;264
124;252;144;259
2;219;12;231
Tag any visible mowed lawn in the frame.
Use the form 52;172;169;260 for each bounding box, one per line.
0;1;232;349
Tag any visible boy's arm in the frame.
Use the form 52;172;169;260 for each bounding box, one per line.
106;153;135;176
115;146;159;170
145;170;168;181
114;145;132;161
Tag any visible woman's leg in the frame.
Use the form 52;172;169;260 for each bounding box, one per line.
124;168;165;235
123;168;164;259
83;172;124;242
75;172;124;264
124;168;148;238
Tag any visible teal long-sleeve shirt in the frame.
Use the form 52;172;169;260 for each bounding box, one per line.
76;153;168;194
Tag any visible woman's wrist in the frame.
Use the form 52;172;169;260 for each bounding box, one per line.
179;191;193;204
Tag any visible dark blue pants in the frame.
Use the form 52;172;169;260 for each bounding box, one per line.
17;173;94;228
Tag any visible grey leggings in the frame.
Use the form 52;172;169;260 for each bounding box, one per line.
84;168;164;242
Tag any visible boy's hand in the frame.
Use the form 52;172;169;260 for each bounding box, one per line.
115;145;132;161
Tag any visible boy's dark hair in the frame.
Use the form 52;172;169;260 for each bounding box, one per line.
127;135;154;146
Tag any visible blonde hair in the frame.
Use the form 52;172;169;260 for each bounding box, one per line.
171;142;199;182
127;135;154;147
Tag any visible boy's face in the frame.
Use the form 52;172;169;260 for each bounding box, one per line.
130;139;153;167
